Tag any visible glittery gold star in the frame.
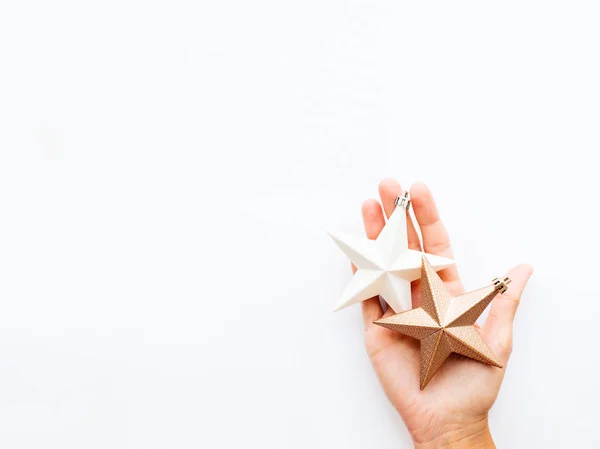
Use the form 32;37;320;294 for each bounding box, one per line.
374;256;509;390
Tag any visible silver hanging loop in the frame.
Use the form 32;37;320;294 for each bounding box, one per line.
492;277;512;294
394;191;411;210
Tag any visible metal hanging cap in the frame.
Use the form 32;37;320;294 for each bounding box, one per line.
394;191;411;210
492;277;512;294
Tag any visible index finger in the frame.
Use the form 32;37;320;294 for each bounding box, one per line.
410;182;461;285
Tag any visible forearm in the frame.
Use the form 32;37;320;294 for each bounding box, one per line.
414;418;495;449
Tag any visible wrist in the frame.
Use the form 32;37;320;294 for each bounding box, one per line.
413;417;495;449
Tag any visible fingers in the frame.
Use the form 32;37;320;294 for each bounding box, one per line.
361;199;386;239
410;182;461;284
378;178;421;251
483;264;534;362
359;199;386;325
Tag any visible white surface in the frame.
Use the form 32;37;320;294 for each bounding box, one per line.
0;1;599;448
329;206;454;312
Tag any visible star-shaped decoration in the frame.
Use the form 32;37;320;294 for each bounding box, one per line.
329;194;455;312
374;256;509;390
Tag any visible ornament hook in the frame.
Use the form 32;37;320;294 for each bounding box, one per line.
394;191;411;210
492;277;511;294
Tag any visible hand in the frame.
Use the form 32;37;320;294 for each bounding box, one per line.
355;179;533;449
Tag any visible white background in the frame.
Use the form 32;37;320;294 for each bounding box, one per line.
0;1;599;448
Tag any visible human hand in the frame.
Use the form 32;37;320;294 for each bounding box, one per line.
354;179;533;449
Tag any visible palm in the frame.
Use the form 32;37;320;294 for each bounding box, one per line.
354;180;532;445
365;304;501;440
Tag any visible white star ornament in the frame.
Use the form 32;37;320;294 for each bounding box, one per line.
329;202;456;313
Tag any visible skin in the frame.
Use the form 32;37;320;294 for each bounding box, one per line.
353;179;533;449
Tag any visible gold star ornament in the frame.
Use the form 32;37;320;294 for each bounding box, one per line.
374;256;511;390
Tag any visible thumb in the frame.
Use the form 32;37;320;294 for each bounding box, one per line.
482;264;534;363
